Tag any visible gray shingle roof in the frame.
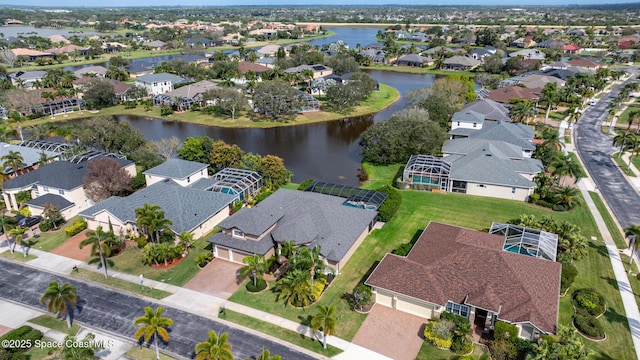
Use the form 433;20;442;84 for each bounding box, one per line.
451;110;485;124
3;157;133;191
0;142;59;174
80;181;237;234
444;56;481;67
135;73;187;84
208;231;274;255
208;189;377;262
25;193;74;210
449;121;535;151
144;159;208;180
461;99;511;122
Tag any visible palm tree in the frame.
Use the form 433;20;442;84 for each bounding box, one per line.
240;254;268;288
275;268;315;308
27;124;51;140
79;226;114;279
613;132;638;160
134;306;173;360
509;100;535;123
625;225;640;264
540;82;559;124
554;186;581;210
567;107;581;128
1;150;24;176
135;203;173;243
39;281;78;329
301;69;314;93
7;226;26;255
311;305;337;349
626;109;640;131
256;349;281;360
194;330;234;360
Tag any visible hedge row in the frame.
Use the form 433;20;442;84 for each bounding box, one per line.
65;219;87;237
375;185;401;222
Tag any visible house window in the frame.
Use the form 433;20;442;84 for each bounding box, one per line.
478;184;485;188
43;186;49;192
512;187;516;193
187;176;190;183
232;228;245;239
473;123;477;128
457;122;460;126
445;301;470;318
59;189;65;195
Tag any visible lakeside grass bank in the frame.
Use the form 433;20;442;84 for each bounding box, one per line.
29;83;400;129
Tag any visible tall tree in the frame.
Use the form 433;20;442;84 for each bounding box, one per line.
210;140;245;170
1;150;24;176
83;158;132;203
311;305;337;349
56;333;102;360
135;203;173;243
40;281;78;329
148;136;181;161
613;132;638;160
625;225;640;264
260;155;292;189
178;136;214;164
134;306;173;360
81;78;116;109
42;203;64;230
256;349;281;360
79;226;114;279
240;254;268;288
8;226;26;256
76;116;146;157
540;82;560;124
194;330;234;360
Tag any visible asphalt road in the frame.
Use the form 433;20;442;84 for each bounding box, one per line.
575;75;640;229
0;259;318;360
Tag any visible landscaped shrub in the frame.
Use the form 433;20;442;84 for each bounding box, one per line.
392;242;414;256
424;319;454;349
451;335;473;355
134;235;148;249
487;339;517;360
350;284;373;311
574;310;605;338
0;325;42;356
196;252;213;268
573;288;606;316
253;189;273;205
375;185;402;222
246;277;267;292
231;200;243;213
131;172;146;190
141;243;185;266
297;178;315;190
39;221;53;232
561;262;579;294
160;106;174;116
456;355;476;360
18;207;31;217
65;219;88;237
494;321;518;340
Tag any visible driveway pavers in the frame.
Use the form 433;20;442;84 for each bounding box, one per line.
183;259;243;299
0;259;317;360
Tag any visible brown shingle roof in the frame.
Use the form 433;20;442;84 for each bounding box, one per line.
486;86;540;103
567;59;603;69
237;61;270;74
366;222;561;333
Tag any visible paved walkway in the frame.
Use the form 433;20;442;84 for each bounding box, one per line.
563;112;640;360
0;247;390;360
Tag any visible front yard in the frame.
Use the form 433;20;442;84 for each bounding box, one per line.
228;162;635;360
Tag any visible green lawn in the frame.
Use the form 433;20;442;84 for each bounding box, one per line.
28;83;399;130
613;152;636;177
30;216;82;252
25;341;56;359
615;104;640;128
70;267;172;299
219;309;342;357
564;129;572;144
126;346;175;360
568;152;587;179
589;191;627;249
364;64;476;77
0;250;37;262
28;315;80;336
633;155;640;172
108;237;212;286
416;342;488;360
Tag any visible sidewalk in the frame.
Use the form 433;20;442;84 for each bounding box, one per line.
1;247;391;360
564;121;640;360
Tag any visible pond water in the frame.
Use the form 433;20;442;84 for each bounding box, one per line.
107;70;434;186
0;25;96;38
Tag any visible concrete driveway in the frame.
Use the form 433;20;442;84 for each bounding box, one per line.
351;305;426;360
183;259;243;299
575;75;640;229
0;259;317;360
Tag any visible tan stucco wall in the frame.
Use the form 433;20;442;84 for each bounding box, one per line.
464;182;532;202
191;206;230;239
145;169;207;187
373;288;436;319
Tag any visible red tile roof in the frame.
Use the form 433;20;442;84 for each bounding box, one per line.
563;44;581;51
485;86;540;103
366;222;561;333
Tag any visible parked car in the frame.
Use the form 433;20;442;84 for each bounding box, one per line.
18;216;42;228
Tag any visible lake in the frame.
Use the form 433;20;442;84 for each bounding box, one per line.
0;25;96;38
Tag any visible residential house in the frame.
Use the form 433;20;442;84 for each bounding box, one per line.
366;222;561;340
237;61;270;76
485;86;540;104
0;142;59;177
395;54;433;67
10;48;53;62
518;74;565;89
469;46;496;61
2;153;136;218
256;44;282;57
102;42;127;53
152;80;218;110
184;37;222;48
567;59;604;70
450;110;486;131
537;39;565;49
449;120;536;157
8;70;47;88
221;33;244;45
73;65;108;78
190;168;262;201
284;64;333;79
144;158;209;187
461;99;511;122
208;188;378;273
125;62;156;79
144;40;167;50
507;49;545;61
255;57;277;68
80;181;236;240
46;44;90;57
134;73;189;96
563;44;582;55
360;49;387;64
443;56;481;71
566;28;586;37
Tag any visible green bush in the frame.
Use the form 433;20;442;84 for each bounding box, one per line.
573;288;606;316
246;277;267;292
196;253;213;267
494;321;518;340
297;178;315;190
0;325;41;354
392;242;414;256
135;236;148;249
351;284;373;310
424;319;454;349
254;189;273;205
18;207;31;217
141;243;185;266
451;336;473;355
561;262;578;293
375;185;402;222
456;355;476;360
160;106;174;116
65;219;87;237
131;172;146;190
574;310;605;338
39;221;53;232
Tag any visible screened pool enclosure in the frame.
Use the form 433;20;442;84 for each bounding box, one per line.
489;222;558;262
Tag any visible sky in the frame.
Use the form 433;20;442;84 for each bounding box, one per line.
0;0;639;7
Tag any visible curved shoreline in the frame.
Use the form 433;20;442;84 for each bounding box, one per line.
31;83;401;129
